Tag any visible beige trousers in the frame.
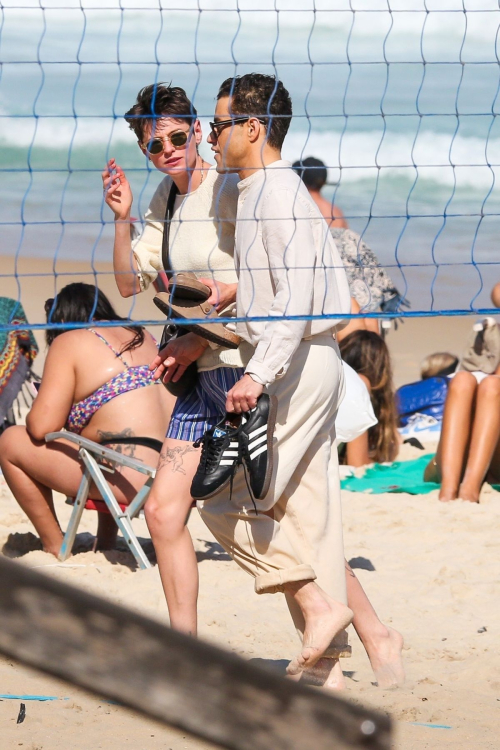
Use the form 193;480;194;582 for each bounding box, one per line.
197;335;349;654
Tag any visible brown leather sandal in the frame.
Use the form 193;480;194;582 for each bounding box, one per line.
169;272;211;302
153;292;241;350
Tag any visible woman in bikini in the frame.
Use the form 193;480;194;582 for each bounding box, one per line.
0;283;173;556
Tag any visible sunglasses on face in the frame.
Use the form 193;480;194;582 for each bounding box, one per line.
142;129;190;155
209;116;267;140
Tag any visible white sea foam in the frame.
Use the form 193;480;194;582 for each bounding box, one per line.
1;114;499;190
281;128;500;189
2;0;498;45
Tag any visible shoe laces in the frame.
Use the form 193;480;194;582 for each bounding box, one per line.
194;430;228;473
227;441;258;516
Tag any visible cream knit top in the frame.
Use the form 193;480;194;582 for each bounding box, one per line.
132;167;253;372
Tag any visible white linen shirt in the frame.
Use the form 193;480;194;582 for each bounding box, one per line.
235;160;351;386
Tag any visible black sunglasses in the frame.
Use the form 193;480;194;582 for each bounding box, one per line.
209;116;267;139
142;129;189;155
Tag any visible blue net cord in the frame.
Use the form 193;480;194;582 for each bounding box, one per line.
2;3;500;334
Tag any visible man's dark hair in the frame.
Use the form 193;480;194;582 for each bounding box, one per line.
217;74;292;150
292;157;327;191
45;283;144;352
125;83;197;142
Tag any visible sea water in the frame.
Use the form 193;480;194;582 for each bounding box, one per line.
1;0;499;312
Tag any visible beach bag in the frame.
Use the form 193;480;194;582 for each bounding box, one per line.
460;317;500;375
396;376;449;427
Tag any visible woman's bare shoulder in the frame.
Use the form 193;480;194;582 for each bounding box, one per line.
45;329;97;359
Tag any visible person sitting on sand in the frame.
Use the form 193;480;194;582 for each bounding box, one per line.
424;282;500;503
424;368;500;503
339;330;399;467
0;283;173;556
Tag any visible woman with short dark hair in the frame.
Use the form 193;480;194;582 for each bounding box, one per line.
102;82;249;637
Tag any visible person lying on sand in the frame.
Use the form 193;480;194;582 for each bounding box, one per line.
0;284;172;555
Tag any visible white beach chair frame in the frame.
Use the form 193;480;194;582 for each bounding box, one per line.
45;431;156;570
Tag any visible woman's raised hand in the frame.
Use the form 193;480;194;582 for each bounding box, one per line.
102;158;133;220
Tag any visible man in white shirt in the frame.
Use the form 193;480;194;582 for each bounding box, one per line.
196;73;354;688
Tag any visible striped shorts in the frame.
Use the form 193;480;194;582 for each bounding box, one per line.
166;366;245;443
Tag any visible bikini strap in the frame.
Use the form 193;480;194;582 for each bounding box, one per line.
88;328;129;367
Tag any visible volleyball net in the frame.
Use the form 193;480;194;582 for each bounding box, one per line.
2;0;500;336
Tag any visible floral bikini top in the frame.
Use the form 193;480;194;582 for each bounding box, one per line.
65;329;159;435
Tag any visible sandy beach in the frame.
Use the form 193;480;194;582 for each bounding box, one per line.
1;255;499;749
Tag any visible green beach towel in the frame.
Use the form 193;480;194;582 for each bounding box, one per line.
341;455;437;495
341;455;500;495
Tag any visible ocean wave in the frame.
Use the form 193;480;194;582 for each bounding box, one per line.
2;0;498;48
282;128;500;190
2;116;500;190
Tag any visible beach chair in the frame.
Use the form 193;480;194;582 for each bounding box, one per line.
45;432;156;570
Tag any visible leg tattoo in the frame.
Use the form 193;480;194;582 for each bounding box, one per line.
157;444;199;475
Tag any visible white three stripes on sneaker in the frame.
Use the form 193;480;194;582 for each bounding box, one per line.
219;425;269;467
248;424;268;461
220;441;239;466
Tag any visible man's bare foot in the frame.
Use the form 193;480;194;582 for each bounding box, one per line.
362;626;405;688
285;582;353;676
288;657;346;690
457;483;480;503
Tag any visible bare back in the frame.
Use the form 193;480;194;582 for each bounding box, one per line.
27;326;173;464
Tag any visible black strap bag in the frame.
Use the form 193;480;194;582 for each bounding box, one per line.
158;183;199;398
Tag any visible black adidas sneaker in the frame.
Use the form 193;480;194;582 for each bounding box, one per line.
191;415;242;500
239;394;278;500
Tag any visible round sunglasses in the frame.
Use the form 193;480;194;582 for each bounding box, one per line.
143;129;189;155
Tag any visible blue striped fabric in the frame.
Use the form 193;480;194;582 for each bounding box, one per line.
166;367;245;442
